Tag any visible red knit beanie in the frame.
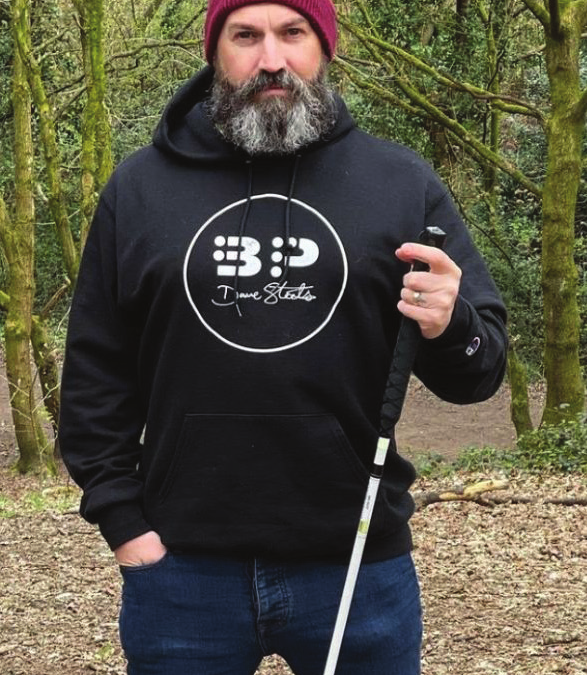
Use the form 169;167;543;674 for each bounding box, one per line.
204;0;337;64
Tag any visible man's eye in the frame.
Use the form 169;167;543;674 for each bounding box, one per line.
287;28;303;36
236;31;255;40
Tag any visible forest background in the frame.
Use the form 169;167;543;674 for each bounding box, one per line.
0;0;586;475
2;4;587;674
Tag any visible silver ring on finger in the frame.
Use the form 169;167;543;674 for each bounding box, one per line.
413;291;425;306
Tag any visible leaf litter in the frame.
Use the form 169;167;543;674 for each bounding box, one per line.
1;469;585;675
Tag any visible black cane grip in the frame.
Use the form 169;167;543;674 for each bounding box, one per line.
379;225;448;437
412;226;447;271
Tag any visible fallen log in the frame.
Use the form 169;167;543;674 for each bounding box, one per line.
487;495;587;507
413;479;509;510
413;479;587;510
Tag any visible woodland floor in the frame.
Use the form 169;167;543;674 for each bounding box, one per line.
1;375;586;675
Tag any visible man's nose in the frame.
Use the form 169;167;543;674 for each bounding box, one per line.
257;36;287;72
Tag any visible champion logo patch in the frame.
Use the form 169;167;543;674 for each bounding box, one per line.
183;194;348;353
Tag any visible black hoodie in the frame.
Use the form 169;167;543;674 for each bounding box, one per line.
59;66;507;562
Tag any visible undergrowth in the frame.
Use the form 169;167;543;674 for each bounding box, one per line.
413;415;587;477
0;484;79;518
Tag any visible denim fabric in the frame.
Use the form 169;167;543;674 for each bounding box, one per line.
119;551;422;675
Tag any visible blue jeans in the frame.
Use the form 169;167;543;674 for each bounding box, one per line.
119;552;422;675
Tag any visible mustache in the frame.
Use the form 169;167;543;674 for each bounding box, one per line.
236;69;300;98
208;60;337;155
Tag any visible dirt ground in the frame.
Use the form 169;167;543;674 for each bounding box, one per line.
395;377;546;461
1;374;586;675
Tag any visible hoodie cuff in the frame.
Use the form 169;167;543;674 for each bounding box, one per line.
424;294;473;349
97;502;153;551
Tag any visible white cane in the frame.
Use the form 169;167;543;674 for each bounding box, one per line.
323;226;447;675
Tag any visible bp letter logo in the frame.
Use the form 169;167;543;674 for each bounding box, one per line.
183;194;348;353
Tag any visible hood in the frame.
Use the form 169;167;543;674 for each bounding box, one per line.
152;65;356;165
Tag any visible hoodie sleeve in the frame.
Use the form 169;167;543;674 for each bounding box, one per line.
59;193;152;551
412;177;508;404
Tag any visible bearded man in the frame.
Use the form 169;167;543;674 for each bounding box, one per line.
59;1;508;673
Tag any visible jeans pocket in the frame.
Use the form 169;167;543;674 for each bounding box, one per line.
119;551;171;575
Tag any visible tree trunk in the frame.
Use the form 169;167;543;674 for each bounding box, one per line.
507;345;534;437
2;0;53;475
478;0;502;234
13;0;79;283
31;316;60;446
477;0;535;439
541;5;586;424
455;0;471;46
72;0;112;247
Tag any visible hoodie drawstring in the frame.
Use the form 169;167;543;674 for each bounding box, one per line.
233;154;301;317
279;154;301;285
233;159;254;317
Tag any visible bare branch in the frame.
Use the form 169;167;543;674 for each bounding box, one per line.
335;57;422;117
421;95;543;196
39;282;71;319
475;494;587;506
49;38;202;98
414;480;587;510
338;17;545;123
336;8;545;194
173;6;206;40
518;0;551;27
413;480;509;510
141;0;166;30
448;185;516;269
518;32;587;60
55;85;86;120
333;53;543;198
37;28;71;60
109;38;201;63
545;496;587;506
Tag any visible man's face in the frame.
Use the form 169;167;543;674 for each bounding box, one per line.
208;3;336;155
215;3;324;94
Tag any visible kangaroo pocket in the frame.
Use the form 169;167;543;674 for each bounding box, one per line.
148;413;371;558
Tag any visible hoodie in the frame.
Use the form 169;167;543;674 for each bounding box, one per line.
59;66;507;562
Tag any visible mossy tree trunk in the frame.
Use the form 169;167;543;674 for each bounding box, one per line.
507;345;534;437
12;0;79;284
1;0;54;475
72;0;112;247
539;0;587;424
21;0;114;448
477;0;503;233
478;1;534;433
31;315;61;447
8;0;111;467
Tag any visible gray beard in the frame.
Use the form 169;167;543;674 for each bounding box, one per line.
207;66;337;155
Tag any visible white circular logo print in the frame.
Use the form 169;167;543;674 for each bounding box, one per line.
183;194;348;353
